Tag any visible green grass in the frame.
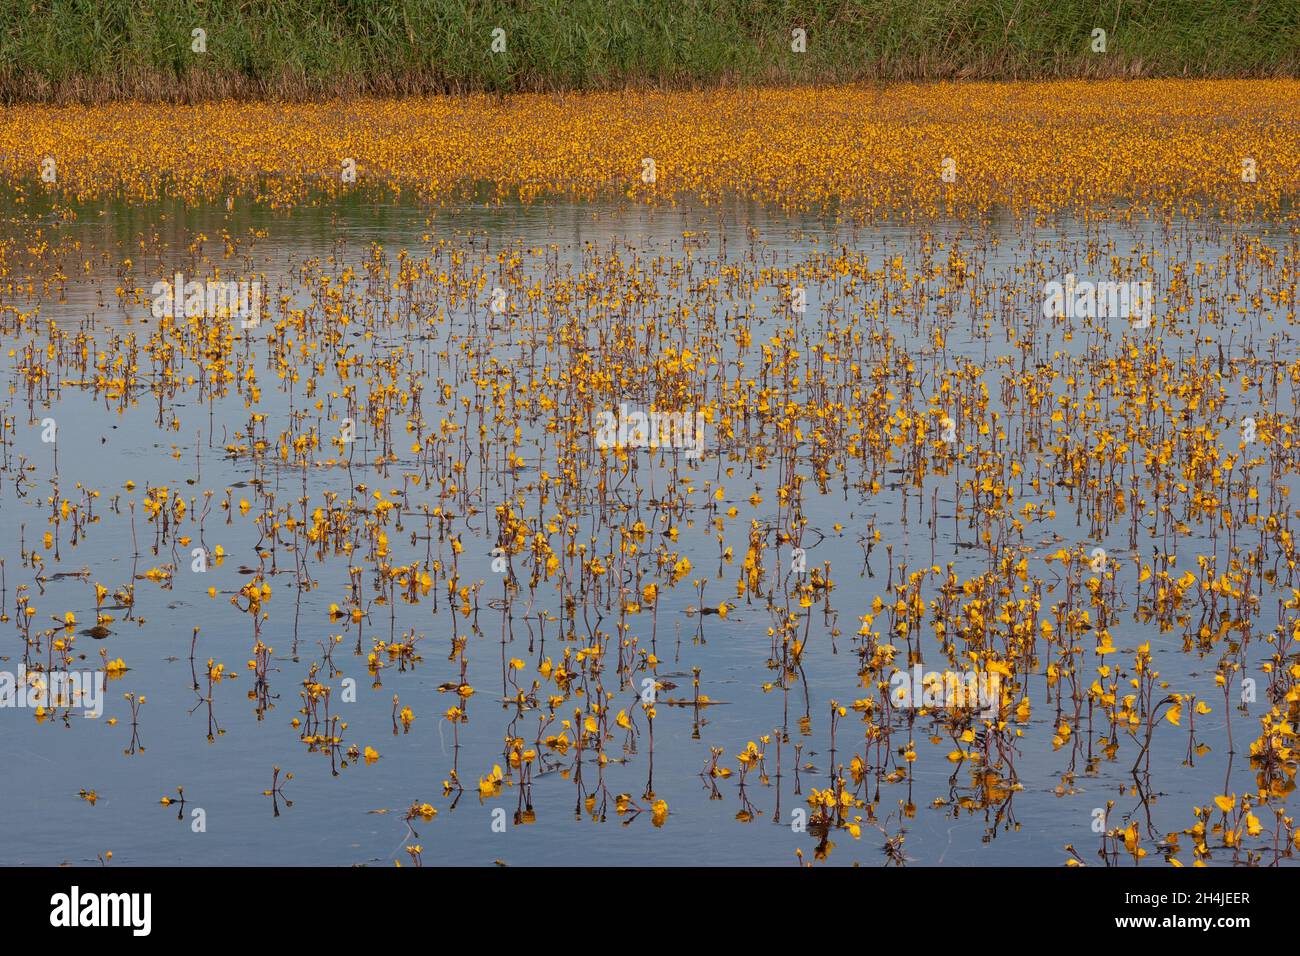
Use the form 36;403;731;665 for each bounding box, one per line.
0;0;1295;102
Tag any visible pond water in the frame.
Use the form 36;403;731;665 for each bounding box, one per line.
0;191;1297;866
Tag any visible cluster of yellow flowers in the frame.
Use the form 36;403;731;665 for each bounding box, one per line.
0;80;1295;216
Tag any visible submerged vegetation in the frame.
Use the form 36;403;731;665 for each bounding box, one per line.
0;0;1296;103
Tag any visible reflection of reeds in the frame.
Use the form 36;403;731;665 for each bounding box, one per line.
0;0;1295;105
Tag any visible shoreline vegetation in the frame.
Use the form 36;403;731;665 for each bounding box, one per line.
0;0;1296;104
1;81;1296;218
